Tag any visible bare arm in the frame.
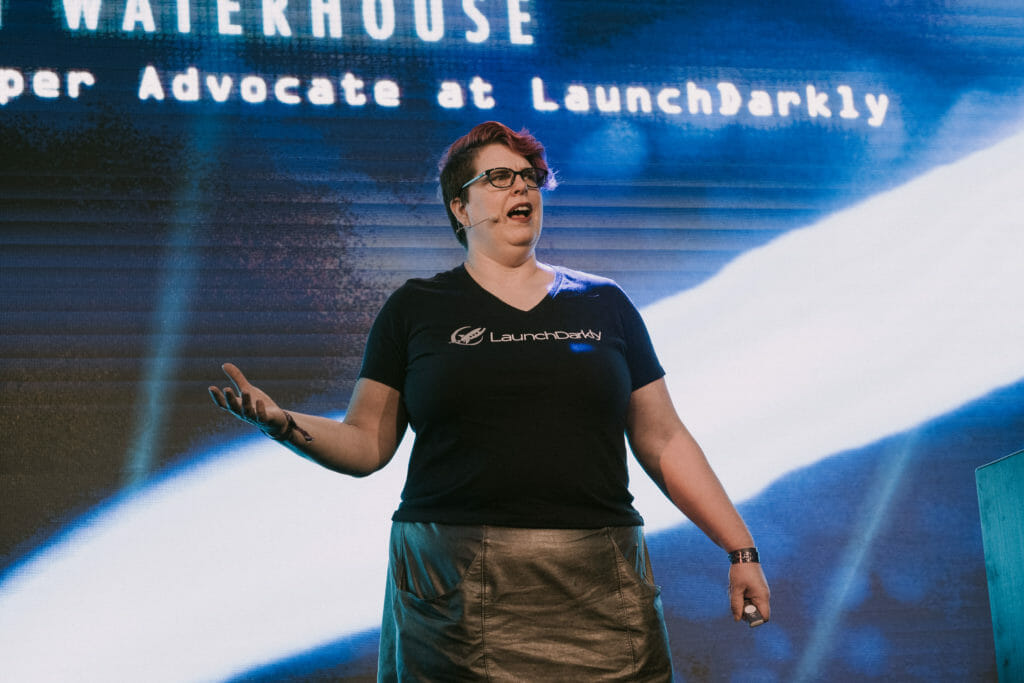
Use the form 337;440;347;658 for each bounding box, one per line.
626;377;771;622
208;363;406;477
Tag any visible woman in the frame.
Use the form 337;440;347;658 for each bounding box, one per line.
209;121;770;681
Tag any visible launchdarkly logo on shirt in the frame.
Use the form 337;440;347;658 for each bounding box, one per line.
449;326;603;346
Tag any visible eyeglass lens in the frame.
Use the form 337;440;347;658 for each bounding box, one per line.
486;167;547;188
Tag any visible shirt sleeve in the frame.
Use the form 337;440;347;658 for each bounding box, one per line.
358;288;407;392
615;286;665;391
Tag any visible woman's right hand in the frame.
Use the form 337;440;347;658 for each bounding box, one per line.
209;365;406;476
207;363;287;437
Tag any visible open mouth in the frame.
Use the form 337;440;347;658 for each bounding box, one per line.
507;203;532;219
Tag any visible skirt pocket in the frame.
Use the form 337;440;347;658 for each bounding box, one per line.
606;526;662;598
393;522;485;601
381;523;489;681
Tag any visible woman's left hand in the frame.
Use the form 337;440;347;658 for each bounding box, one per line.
728;562;771;624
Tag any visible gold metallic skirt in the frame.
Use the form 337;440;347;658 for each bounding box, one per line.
378;522;673;681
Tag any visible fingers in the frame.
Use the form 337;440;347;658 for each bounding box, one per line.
207;385;243;412
215;386;243;415
207;385;227;409
741;586;771;622
729;581;746;621
208;363;248;414
221;362;250;391
241;387;255;417
208;364;282;433
207;375;250;420
254;398;268;424
210;385;261;426
728;563;771;622
753;595;771;623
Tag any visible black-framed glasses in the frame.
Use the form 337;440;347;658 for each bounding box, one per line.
461;167;549;190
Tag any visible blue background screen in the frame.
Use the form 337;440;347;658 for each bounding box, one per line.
2;1;1022;680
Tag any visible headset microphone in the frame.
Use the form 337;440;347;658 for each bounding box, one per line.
459;215;499;232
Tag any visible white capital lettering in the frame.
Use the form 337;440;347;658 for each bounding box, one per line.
508;0;533;45
311;0;342;38
217;0;242;35
263;0;292;36
138;65;165;100
62;0;102;30
531;77;558;111
123;0;156;32
363;0;395;40
717;82;741;116
463;0;488;43
413;0;443;41
177;0;191;32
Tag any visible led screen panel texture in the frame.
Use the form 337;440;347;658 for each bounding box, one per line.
2;1;1023;680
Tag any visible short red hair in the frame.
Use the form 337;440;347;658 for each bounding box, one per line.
438;121;555;247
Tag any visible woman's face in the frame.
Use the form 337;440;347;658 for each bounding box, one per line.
451;143;545;260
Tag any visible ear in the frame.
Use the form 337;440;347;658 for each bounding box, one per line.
450;197;469;226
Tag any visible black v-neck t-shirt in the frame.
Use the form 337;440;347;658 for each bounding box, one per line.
359;265;664;528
